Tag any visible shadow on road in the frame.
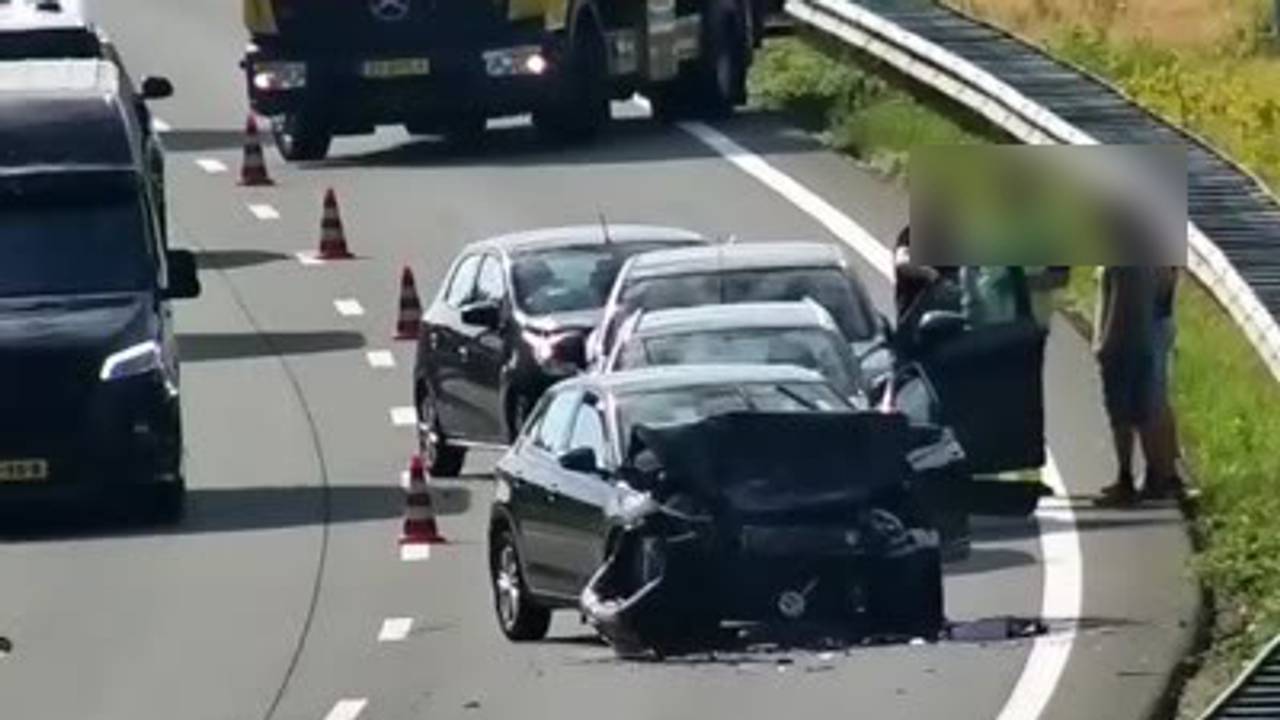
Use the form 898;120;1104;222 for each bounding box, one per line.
945;547;1037;576
195;249;292;271
972;511;1182;543
0;483;470;541
178;331;366;362
162;128;253;153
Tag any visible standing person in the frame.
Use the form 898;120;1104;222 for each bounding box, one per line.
1142;266;1183;499
893;225;941;319
1093;264;1162;507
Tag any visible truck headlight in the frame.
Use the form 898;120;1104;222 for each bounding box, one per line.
484;46;548;77
253;61;307;91
100;340;163;382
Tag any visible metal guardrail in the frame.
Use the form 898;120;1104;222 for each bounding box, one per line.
784;0;1280;384
1199;632;1280;718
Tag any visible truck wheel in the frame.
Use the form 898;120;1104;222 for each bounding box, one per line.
534;19;609;141
273;112;332;161
692;1;748;118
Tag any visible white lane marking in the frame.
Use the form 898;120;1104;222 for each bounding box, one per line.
400;471;410;489
390;406;417;426
682;118;1083;720
194;158;228;174
378;617;414;642
247;203;280;221
334;299;365;317
677;121;894;278
295;251;325;267
400;543;431;561
151;117;171;132
323;698;368;720
367;350;396;369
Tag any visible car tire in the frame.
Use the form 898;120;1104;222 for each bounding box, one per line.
506;394;533;444
149;479;186;525
533;17;609;142
491;529;552;641
272;111;332;161
418;386;466;477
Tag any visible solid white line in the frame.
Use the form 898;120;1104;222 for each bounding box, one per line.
367;350;396;369
247;203;280;221
400;544;431;561
194;158;228;174
378;617;414;642
322;698;367;720
334;299;365;317
295;251;325;267
681;119;1083;720
390;406;417;426
151;117;171;132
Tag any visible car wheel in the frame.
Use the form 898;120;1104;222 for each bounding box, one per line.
149;479;186;525
272;111;332;161
491;529;552;641
418;386;466;477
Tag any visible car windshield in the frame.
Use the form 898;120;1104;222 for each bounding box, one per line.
613;327;860;396
618;267;877;341
511;242;694;315
0;172;152;297
616;380;851;454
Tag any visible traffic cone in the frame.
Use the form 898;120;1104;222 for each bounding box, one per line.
316;188;354;260
400;454;447;545
394;267;422;340
239;115;274;187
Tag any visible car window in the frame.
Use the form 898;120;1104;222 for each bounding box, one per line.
445;255;481;307
475;255;506;302
533;389;581;454
567;399;609;467
511;242;684;316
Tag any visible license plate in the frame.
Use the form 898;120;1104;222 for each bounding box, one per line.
0;459;48;483
361;58;431;79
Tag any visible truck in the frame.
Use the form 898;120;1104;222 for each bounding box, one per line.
240;0;771;160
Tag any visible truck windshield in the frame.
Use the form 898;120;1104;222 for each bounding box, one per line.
0;172;152;297
511;242;687;315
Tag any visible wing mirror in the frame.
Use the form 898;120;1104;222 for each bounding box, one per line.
559;447;603;475
917;309;966;344
141;76;174;100
460;300;501;329
164;249;201;300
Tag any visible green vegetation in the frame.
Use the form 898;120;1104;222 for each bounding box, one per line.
749;31;1280;718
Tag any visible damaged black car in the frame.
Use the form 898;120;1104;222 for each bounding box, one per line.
488;364;963;656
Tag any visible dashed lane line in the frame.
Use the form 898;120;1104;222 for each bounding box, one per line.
389;406;417;427
366;351;396;369
295;252;326;267
151;117;171;132
334;299;365;317
247;203;280;221
322;698;368;720
400;544;431;562
378;618;414;642
194;158;228;174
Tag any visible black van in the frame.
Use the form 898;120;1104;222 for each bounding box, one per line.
0;59;200;522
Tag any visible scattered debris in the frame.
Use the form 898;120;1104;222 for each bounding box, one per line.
0;636;10;657
463;700;481;710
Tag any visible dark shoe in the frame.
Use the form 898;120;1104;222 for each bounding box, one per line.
1140;472;1185;501
1095;474;1138;508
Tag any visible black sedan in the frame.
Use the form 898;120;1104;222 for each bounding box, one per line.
487;364;952;653
412;225;708;476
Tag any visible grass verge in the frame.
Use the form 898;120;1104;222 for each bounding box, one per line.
749;35;1280;719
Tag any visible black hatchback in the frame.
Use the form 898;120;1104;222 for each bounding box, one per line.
412;224;709;476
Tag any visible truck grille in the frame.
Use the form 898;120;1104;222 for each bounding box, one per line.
0;349;98;456
268;0;506;52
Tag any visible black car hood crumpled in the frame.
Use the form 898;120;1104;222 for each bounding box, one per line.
0;292;151;353
629;411;913;516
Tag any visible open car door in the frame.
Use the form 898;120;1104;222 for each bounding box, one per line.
896;267;1047;475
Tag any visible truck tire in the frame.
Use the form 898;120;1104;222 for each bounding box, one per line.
273;111;332;161
534;16;609;141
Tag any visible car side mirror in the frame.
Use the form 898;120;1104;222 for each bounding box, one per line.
559;447;603;475
917;309;966;344
460;300;501;329
141;76;174;100
164;250;201;300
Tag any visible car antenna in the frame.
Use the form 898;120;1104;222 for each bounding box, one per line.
598;212;613;245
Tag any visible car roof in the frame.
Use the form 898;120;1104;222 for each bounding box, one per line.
0;0;89;32
569;363;827;396
468;224;708;256
622;241;845;281
0;60;133;170
629;301;840;337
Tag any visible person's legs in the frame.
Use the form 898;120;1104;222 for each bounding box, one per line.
1141;317;1182;498
1097;354;1140;506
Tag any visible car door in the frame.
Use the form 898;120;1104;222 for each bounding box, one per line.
427;254;482;439
554;393;618;591
514;387;582;598
459;254;509;443
897;266;1047;474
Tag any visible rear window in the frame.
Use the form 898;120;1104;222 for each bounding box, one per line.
619;268;877;341
0;171;152;297
511;242;693;315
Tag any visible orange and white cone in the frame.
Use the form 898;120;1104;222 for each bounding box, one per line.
401;454;447;545
394;267;422;340
317;188;354;260
239;115;274;187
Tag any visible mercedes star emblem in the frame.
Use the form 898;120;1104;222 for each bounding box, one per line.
369;0;411;22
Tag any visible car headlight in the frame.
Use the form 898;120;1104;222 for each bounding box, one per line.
522;330;579;371
99;340;163;382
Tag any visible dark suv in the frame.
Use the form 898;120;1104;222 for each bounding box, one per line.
0;60;200;521
412;225;708;475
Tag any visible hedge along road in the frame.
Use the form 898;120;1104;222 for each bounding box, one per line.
0;1;1197;719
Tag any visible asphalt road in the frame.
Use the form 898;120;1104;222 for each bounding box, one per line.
0;2;1198;719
